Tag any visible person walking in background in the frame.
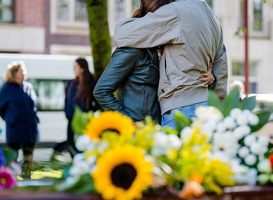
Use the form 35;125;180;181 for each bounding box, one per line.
93;0;215;123
0;61;39;177
114;0;228;129
65;58;100;157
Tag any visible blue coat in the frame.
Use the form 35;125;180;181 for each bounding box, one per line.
0;82;39;143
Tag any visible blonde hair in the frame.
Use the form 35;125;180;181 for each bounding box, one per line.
4;61;26;83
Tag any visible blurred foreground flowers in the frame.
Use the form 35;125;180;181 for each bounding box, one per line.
57;88;272;199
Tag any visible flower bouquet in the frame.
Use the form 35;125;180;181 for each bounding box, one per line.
57;87;272;200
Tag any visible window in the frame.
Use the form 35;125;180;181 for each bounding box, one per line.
232;61;258;93
0;0;14;23
253;0;263;31
56;0;87;27
28;79;66;111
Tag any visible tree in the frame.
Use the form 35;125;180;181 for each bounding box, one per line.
85;0;112;79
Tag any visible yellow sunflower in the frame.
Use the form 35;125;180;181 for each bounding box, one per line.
83;111;135;140
92;145;153;200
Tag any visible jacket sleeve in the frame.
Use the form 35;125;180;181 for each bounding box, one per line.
0;85;8;119
93;48;138;116
114;4;183;48
212;31;228;100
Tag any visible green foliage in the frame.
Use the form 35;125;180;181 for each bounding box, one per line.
72;106;94;134
174;111;192;133
208;87;270;132
2;147;17;165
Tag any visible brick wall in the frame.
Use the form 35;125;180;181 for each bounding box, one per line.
15;0;45;27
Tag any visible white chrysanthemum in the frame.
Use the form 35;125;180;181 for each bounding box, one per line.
258;136;269;147
257;159;271;173
238;146;250;158
98;140;108;153
250;142;263;155
69;161;90;177
76;134;91;151
248;114;259;126
180;127;193;139
86;155;97;165
258;174;269;185
154;132;169;148
64;176;78;186
195;106;223;122
167;134;182;150
230;108;242;119
73;153;85;164
212;132;240;158
246;168;258;185
244;135;257;146
216;122;227;133
211;151;230;163
236;114;248;126
223;116;236;130
233;125;251;139
151;146;166;157
93;111;100;117
201;120;217;133
242;109;252;117
86;140;98;152
244;154;257;166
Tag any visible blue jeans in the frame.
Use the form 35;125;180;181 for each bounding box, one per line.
161;102;207;129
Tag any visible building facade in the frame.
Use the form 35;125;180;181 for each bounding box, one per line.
0;0;273;93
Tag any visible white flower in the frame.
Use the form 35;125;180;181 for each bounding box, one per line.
151;146;166;157
236;114;248;126
86;155;97;165
64;176;78;186
238;146;250;158
211;151;230;163
244;135;256;147
233;125;251;139
69;161;89;177
248;114;259;126
180;127;193;139
212;132;240;158
244;154;257;166
230;108;242;119
98;140;108;153
250;142;262;155
154;132;169;148
258;174;269;185
94;111;100;117
258;136;269;147
167;134;182;150
86;140;98;152
73;153;85;164
246;168;258;185
195;106;223;122
202;120;217;133
223;116;236;129
257;159;271;173
216;122;227;133
75;134;91;151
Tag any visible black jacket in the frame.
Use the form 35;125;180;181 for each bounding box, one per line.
94;47;161;122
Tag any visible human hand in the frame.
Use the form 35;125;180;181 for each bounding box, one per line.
199;62;213;85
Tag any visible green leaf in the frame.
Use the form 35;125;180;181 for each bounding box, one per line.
223;87;240;117
72;106;94;134
250;110;271;132
174;111;192;133
3;147;17;164
208;90;223;112
238;96;256;111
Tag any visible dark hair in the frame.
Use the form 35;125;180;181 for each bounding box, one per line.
69;58;96;109
132;0;175;18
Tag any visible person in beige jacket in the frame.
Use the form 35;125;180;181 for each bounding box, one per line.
114;0;227;129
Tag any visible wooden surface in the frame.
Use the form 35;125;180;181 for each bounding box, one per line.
0;186;273;200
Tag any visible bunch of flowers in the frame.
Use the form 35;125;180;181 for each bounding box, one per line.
57;108;235;199
0;148;17;190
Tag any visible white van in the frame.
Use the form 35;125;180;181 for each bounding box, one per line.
0;53;94;145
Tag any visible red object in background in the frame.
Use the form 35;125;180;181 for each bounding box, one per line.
269;154;273;165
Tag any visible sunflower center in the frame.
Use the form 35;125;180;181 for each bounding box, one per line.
101;129;120;136
111;163;137;190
